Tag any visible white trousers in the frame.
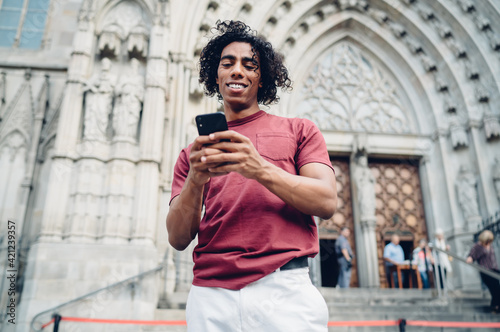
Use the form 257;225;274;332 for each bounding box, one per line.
186;267;328;332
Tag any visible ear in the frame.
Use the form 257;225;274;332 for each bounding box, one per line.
216;76;219;85
259;80;263;88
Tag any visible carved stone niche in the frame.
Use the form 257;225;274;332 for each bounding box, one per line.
97;1;152;60
98;24;123;59
127;26;149;60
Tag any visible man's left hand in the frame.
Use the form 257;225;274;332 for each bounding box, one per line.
200;130;268;180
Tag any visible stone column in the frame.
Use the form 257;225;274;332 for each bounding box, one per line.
131;22;168;244
469;117;497;215
493;157;500;203
359;218;380;287
101;159;135;243
351;152;380;288
39;19;95;242
18;73;47;236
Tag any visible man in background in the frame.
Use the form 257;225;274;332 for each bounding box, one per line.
384;234;405;288
335;227;353;288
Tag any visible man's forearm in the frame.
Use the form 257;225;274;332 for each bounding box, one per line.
166;179;204;251
342;248;351;261
256;162;337;219
384;257;398;265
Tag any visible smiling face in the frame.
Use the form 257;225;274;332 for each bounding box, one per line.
216;42;263;117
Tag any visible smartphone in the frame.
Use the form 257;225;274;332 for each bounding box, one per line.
195;112;228;137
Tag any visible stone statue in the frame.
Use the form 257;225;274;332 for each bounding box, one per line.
354;154;376;221
455;165;480;220
493;156;500;203
112;58;144;141
83;58;115;141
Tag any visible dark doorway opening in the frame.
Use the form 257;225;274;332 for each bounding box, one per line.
384;239;419;288
320;239;339;287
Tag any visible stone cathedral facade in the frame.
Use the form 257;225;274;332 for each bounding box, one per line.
0;0;499;331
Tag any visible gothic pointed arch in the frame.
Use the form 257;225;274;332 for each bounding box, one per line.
0;73;34;144
258;0;500;142
279;11;457;136
0;130;28;224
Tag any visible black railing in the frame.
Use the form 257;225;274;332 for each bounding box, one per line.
474;210;500;242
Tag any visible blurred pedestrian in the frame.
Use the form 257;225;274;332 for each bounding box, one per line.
412;239;433;289
434;228;452;289
384;234;405;288
335;227;353;288
466;230;500;313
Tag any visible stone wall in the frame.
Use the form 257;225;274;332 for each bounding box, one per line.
0;1;498;330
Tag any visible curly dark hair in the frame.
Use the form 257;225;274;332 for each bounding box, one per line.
199;20;292;105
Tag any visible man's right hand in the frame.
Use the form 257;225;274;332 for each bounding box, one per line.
188;134;228;186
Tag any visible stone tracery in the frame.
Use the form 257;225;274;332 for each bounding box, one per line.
296;42;412;134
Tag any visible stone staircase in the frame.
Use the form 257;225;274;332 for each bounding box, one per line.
148;288;500;332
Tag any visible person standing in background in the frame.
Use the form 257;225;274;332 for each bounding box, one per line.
466;230;500;313
384;234;405;288
335;227;353;288
434;228;452;289
412;239;433;289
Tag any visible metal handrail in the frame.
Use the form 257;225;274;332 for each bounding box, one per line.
30;263;166;332
429;244;500;281
474;211;500;242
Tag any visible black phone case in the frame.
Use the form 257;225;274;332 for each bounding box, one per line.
195;113;228;136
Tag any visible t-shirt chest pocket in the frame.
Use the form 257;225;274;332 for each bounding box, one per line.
256;133;296;161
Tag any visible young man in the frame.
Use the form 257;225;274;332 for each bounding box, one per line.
166;20;337;331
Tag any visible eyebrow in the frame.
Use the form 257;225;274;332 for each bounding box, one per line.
220;55;258;63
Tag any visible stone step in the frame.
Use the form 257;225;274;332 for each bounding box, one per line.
158;288;499;331
151;309;500;332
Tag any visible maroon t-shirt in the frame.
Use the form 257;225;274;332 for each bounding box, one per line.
170;110;334;289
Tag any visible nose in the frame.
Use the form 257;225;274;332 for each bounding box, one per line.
231;62;244;77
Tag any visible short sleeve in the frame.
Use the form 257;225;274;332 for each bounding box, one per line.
340;237;349;250
468;243;483;261
383;245;390;258
294;119;334;173
170;146;191;204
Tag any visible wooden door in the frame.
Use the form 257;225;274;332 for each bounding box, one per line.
370;160;428;288
318;158;358;287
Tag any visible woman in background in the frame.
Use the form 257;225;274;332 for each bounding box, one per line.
466;230;500;313
434;228;452;289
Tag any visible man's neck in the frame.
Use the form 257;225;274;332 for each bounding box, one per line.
223;103;261;122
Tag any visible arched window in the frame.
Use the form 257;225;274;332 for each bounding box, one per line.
0;0;50;49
